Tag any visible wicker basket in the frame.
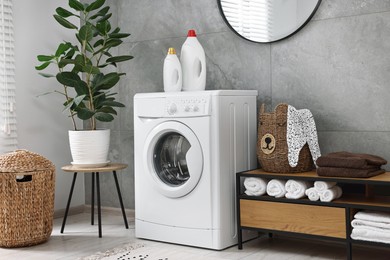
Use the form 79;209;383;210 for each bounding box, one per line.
257;103;314;173
0;149;55;248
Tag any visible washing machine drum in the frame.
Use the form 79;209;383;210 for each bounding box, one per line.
144;121;203;198
154;133;191;186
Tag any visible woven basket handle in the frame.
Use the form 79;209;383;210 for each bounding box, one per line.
260;103;265;114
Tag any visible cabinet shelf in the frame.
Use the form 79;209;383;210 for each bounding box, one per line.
236;169;390;260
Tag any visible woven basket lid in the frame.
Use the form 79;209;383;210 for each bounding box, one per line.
0;149;55;173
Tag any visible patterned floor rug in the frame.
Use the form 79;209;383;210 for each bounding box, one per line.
78;242;223;260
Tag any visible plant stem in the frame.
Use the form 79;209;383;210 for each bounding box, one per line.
58;64;77;130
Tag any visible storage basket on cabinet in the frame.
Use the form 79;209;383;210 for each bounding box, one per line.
257;103;314;173
0;150;55;248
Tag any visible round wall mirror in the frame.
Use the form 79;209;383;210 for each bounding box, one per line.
218;0;322;43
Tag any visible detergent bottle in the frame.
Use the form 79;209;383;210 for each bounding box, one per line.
163;47;182;92
180;29;206;91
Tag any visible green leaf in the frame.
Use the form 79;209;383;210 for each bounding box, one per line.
79;24;94;42
56;72;82;88
111;27;120;34
86;0;105;12
58;58;76;68
73;95;86;106
97;107;117;115
85;42;94;52
106;55;133;63
55;42;72;57
109;33;130;39
74;82;89;96
64;48;76;59
76;108;95;120
94;72;119;90
90;6;110;19
93;39;122;55
93;39;104;48
56;7;75;18
35;62;51;70
100;100;125;107
37;55;54;62
97;13;112;23
53;14;78;29
38;72;55;78
69;0;85;11
63;95;86;111
82;65;100;74
94;112;114;122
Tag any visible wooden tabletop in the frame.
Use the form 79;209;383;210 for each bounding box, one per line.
62;163;128;173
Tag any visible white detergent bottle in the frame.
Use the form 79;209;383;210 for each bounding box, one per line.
163;47;182;92
180;29;206;91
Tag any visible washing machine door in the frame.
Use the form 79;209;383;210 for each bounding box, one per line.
144;121;203;198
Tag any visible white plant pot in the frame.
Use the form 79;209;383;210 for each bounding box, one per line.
68;129;110;167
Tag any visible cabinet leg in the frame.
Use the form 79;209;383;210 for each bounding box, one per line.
346;241;352;260
238;228;243;250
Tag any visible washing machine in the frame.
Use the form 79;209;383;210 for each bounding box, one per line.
134;90;257;250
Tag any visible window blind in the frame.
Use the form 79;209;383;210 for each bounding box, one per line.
0;0;17;154
221;0;273;42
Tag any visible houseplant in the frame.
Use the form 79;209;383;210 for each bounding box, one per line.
35;0;133;166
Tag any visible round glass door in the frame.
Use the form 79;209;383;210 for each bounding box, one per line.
153;133;191;187
144;121;203;198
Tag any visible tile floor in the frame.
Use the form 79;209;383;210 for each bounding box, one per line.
0;212;389;260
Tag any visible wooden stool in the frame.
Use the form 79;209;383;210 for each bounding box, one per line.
60;163;129;238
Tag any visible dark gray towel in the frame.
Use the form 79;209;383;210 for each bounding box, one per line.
316;167;385;178
316;152;387;169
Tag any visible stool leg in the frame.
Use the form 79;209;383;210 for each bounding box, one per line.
113;170;129;229
61;172;78;233
91;172;95;225
96;172;102;238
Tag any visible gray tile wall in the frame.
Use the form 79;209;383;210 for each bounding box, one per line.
85;0;390;208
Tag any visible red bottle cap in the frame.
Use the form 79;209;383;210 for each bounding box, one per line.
187;29;196;37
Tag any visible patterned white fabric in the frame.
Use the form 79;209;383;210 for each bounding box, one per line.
287;105;321;167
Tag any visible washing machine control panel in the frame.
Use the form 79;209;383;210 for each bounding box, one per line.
165;96;211;117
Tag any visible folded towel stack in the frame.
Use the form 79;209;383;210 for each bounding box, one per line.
243;177;268;196
305;181;342;202
351;210;390;244
266;179;287;198
285;180;310;199
316;151;387;178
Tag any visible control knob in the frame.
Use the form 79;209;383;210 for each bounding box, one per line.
167;103;177;115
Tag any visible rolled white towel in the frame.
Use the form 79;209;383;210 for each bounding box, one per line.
354;210;390;224
351;227;390;244
285;180;310;199
314;181;336;191
305;187;320;201
266;179;287;198
319;186;342;202
244;177;267;196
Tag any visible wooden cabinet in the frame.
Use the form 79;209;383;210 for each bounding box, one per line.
236;169;390;260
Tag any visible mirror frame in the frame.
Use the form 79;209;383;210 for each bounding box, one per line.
217;0;322;43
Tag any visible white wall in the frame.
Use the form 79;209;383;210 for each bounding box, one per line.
13;0;85;211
